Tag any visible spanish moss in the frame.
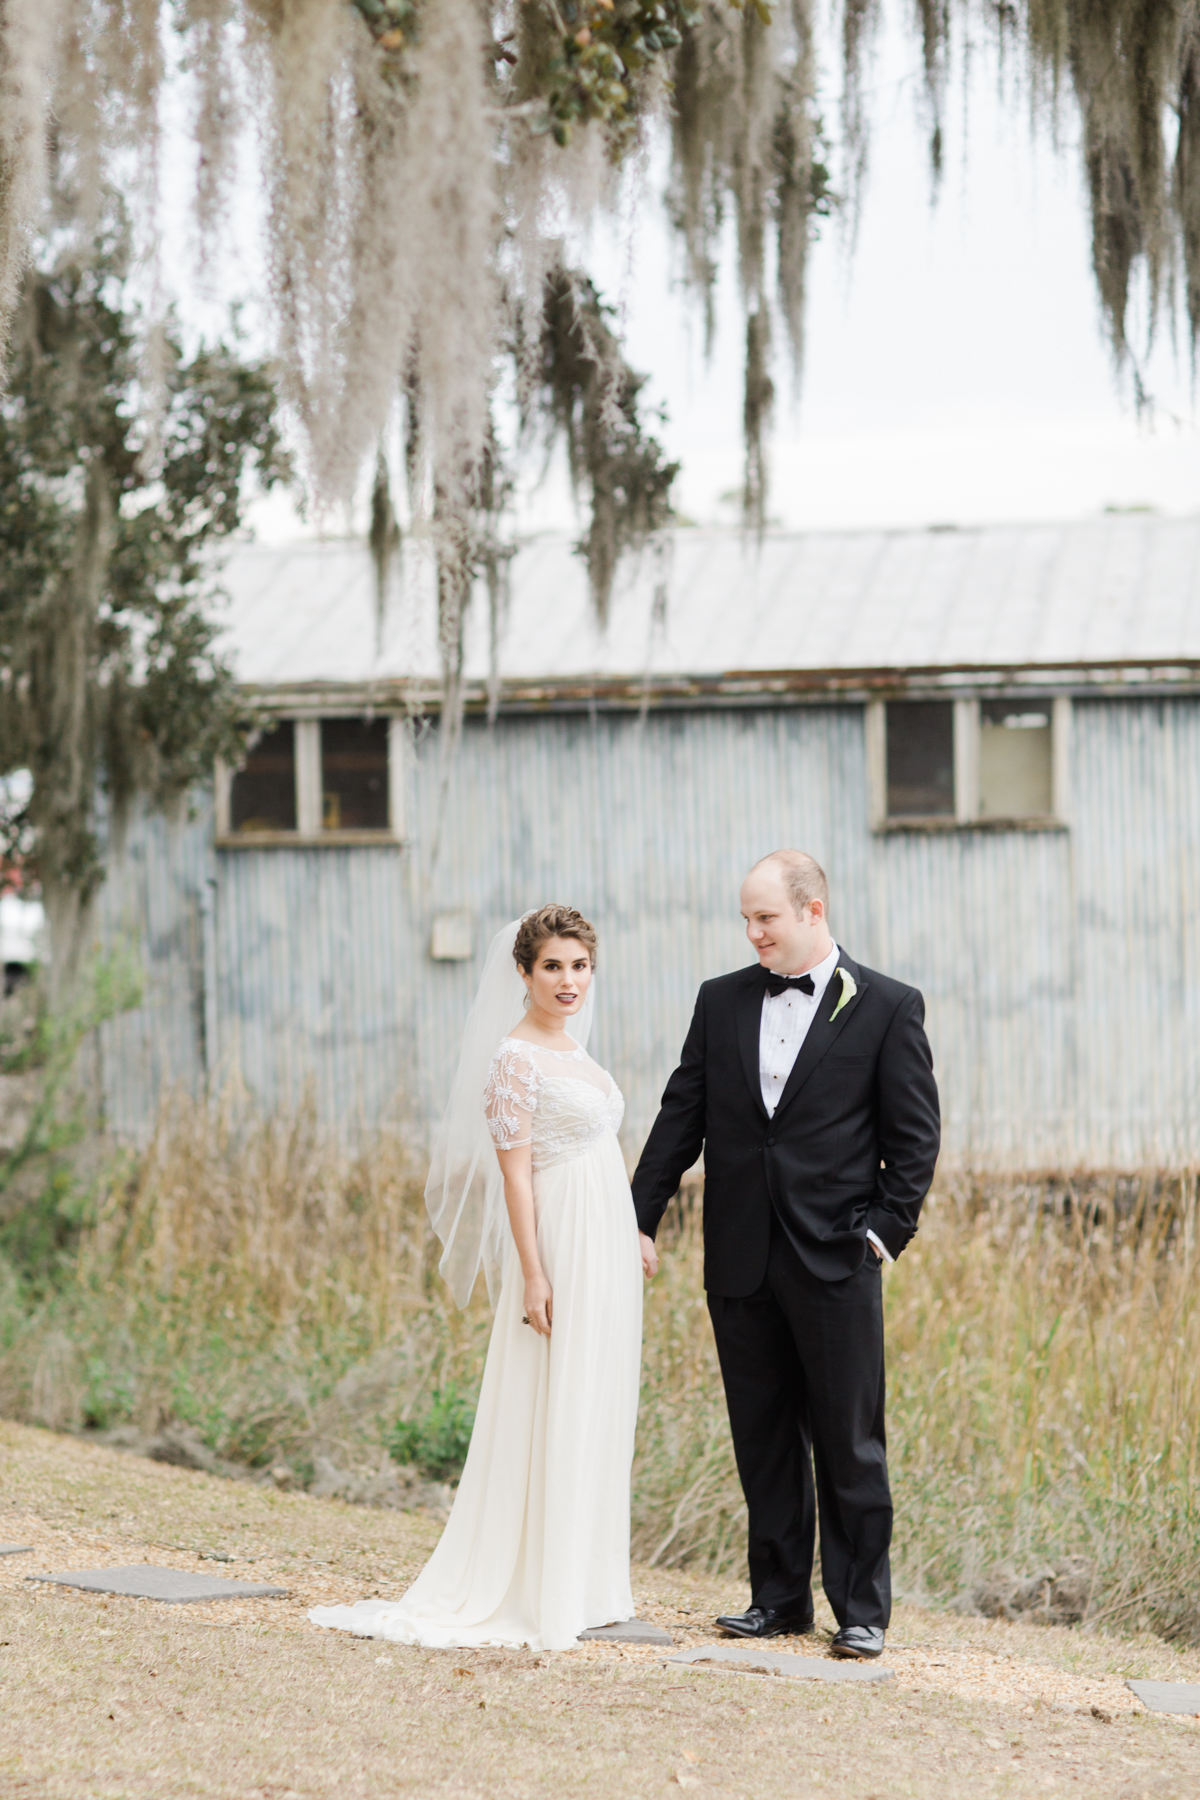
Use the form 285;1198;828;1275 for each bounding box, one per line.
527;265;679;623
670;0;828;528
1;0;1197;676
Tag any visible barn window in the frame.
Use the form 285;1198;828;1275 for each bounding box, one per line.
320;718;390;830
884;702;955;818
867;697;1069;829
229;722;297;833
980;702;1054;818
217;716;408;844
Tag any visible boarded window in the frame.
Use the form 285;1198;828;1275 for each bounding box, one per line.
320;717;389;831
980;702;1053;818
886;702;955;817
230;722;297;832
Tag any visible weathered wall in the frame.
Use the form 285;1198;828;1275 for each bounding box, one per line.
94;696;1200;1168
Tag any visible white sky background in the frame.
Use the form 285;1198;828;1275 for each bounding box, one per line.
159;4;1200;539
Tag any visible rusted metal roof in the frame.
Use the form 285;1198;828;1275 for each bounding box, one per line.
215;518;1200;702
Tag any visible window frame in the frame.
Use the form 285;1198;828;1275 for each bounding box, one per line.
867;695;1070;832
216;714;410;847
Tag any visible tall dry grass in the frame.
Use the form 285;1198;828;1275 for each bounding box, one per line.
0;1091;492;1475
1;1093;1198;1642
638;1175;1200;1645
885;1173;1200;1642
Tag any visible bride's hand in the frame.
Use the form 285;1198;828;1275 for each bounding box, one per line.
639;1233;659;1279
523;1269;553;1336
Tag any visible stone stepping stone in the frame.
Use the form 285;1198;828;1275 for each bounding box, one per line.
27;1564;287;1604
668;1643;894;1683
579;1619;673;1645
1126;1680;1200;1715
0;1545;32;1557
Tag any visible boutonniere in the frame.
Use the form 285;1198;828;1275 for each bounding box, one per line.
830;968;857;1022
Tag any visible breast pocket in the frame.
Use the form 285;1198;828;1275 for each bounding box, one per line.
827;1055;872;1104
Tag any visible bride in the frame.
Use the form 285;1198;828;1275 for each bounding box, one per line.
308;903;654;1652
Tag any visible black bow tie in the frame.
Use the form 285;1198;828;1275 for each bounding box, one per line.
763;971;816;998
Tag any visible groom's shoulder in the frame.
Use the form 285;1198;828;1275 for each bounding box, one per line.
851;955;924;1011
696;965;761;1004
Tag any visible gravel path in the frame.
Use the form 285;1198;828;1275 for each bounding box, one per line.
2;1420;1199;1798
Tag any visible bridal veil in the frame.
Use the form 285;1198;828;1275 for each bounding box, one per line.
423;916;594;1308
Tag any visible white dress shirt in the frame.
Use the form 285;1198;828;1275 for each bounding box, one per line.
759;941;891;1264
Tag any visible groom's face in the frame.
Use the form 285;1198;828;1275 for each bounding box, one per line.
740;866;826;974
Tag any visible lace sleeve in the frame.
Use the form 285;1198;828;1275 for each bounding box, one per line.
484;1041;541;1149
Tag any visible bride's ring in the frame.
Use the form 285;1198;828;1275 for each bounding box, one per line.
522;1315;531;1325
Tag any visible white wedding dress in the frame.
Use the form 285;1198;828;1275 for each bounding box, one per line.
308;1035;643;1651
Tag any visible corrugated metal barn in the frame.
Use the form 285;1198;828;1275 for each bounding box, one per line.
94;518;1200;1168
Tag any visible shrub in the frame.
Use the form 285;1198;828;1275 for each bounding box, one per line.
388;1383;479;1481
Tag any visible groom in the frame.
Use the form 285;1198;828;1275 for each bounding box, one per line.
632;851;940;1659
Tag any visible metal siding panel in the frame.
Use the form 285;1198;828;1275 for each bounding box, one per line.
1070;697;1200;1165
93;799;214;1138
93;696;1200;1170
211;846;406;1122
405;705;872;1149
868;825;1074;1167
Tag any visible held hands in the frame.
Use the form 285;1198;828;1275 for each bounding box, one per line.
639;1232;659;1279
523;1268;553;1336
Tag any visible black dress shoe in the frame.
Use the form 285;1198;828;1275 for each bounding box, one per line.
715;1605;815;1639
830;1625;885;1659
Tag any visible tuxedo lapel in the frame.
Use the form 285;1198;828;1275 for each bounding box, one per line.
735;968;771;1121
772;955;869;1121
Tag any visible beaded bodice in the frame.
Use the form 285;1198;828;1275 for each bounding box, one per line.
484;1037;624;1171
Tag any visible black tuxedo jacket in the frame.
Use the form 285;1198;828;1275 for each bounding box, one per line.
631;952;941;1293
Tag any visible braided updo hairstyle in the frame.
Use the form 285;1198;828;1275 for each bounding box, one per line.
512;904;598;974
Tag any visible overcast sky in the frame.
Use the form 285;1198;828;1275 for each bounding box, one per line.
164;6;1200;541
573;15;1200;535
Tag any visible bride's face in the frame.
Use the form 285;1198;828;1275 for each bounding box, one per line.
522;936;594;1022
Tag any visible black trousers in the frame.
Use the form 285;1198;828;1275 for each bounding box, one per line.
707;1221;892;1629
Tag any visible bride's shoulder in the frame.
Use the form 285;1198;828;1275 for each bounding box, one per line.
484;1036;542;1102
488;1034;539;1070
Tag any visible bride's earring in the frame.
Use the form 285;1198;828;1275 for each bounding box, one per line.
522;993;531;1010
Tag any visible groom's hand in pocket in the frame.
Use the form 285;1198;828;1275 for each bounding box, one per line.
639;1233;659;1279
